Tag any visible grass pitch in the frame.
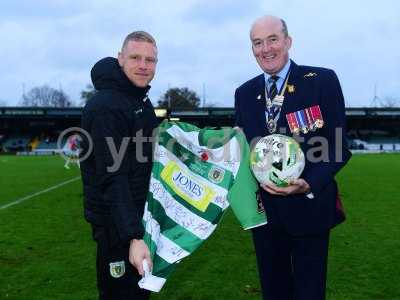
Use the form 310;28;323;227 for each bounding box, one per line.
0;154;399;300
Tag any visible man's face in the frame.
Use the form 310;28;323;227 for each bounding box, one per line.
251;19;292;75
118;40;157;87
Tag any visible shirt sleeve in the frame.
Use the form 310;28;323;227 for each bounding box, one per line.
90;108;144;243
301;70;352;196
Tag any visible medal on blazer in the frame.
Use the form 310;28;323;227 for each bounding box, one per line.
286;105;324;134
310;105;324;129
267;118;277;133
264;72;290;134
296;110;309;134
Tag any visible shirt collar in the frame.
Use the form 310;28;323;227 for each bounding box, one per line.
264;59;291;85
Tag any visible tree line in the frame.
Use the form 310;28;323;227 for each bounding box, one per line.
14;84;400;108
18;84;202;109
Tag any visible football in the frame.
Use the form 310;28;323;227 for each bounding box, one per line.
250;134;305;187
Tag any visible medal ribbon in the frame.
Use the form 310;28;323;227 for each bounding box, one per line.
265;71;291;133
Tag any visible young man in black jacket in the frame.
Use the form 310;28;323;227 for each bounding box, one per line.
80;31;159;300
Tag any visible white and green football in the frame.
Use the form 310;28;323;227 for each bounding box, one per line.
250;134;305;187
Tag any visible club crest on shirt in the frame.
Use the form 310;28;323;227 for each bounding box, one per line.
208;166;225;184
109;261;125;278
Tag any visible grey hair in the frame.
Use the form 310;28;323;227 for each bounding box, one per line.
280;19;289;37
250;16;289;38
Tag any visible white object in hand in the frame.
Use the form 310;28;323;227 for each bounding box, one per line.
138;259;166;292
142;260;150;277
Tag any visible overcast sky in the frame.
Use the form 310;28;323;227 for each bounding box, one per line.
0;0;399;108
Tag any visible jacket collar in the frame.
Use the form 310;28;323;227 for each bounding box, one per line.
91;57;150;100
256;59;300;91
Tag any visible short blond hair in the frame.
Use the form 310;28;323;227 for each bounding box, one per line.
121;31;157;50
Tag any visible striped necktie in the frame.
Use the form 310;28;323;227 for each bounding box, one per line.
268;75;279;100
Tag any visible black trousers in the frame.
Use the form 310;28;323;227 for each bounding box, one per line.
252;225;330;300
92;225;150;300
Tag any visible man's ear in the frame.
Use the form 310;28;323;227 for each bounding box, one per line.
117;52;123;67
286;36;292;50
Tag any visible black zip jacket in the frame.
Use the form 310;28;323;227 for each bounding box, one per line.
80;57;158;244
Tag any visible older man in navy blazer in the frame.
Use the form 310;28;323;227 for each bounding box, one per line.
235;15;351;300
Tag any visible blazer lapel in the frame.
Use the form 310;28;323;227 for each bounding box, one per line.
278;60;301;131
254;74;268;134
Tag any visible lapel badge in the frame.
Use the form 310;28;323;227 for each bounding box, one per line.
257;94;262;100
287;84;295;93
304;72;317;78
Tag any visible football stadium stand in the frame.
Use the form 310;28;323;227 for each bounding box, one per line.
2;135;31;152
0;106;399;154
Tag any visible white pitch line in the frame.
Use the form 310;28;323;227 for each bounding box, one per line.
0;176;81;210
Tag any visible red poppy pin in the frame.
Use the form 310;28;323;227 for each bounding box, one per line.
200;151;209;161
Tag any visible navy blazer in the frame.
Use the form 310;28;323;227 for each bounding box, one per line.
235;60;352;235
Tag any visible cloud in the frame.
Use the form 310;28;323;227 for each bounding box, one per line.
0;0;399;107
